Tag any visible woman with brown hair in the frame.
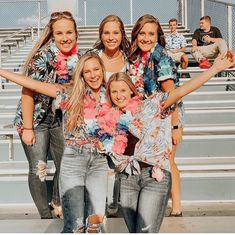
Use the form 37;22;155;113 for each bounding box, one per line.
93;14;131;216
93;14;130;82
129;14;184;216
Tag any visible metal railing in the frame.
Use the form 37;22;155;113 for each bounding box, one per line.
0;26;34;89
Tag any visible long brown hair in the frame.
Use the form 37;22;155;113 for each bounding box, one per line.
23;11;78;74
106;72;138;106
66;52;105;132
93;15;130;56
129;14;165;62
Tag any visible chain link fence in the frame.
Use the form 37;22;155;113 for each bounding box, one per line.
0;0;182;28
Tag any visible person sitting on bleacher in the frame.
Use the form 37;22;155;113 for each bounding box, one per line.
191;15;228;69
165;18;188;69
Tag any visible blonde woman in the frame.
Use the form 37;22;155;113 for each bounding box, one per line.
14;11;79;219
0;52;108;232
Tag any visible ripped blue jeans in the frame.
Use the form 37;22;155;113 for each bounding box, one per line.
21;112;64;219
60;144;108;233
120;167;171;233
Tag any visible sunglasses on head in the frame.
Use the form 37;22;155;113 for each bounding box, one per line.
50;11;73;20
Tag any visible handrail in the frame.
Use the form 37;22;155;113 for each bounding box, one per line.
0;26;34;89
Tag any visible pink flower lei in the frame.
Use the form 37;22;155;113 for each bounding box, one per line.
56;45;78;77
130;51;150;96
83;95;141;155
97;96;141;155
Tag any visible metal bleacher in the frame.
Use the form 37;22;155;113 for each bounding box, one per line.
0;24;235;206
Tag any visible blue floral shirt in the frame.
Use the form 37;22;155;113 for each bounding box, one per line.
130;43;179;98
14;41;80;134
108;92;174;177
165;32;187;50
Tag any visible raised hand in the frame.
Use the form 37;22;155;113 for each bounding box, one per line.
212;50;235;72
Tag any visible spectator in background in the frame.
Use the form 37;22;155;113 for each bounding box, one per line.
165;18;188;69
191;15;227;69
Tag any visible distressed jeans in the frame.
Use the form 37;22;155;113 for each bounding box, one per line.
120;167;171;233
60;145;108;233
21;112;64;218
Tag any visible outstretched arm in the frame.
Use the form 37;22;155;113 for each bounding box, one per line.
164;51;235;109
0;69;57;98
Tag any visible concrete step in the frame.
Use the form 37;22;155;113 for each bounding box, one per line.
0;216;235;233
179;135;235;158
184;109;235;124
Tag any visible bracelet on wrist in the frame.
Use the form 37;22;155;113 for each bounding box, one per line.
172;125;180;130
23;127;33;131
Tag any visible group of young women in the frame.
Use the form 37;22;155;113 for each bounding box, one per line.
0;11;234;233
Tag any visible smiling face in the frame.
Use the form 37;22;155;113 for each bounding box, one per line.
82;57;104;92
101;21;122;53
52;18;77;54
109;80;133;108
137;22;158;52
169;21;177;34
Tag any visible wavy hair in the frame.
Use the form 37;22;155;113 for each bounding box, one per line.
66;52;105;132
22;12;78;74
129;14;166;62
93;15;130;56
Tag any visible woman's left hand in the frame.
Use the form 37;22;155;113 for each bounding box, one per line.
172;128;182;145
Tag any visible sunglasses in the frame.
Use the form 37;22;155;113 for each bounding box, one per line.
50;11;73;20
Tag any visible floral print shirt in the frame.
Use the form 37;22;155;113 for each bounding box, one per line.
165;32;187;50
130;43;179;98
108;92;174;181
54;86;107;147
14;41;80;134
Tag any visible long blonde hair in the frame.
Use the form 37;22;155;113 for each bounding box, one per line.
66;52;106;132
23;12;78;74
106;72;138;105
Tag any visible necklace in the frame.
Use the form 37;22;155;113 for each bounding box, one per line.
103;51;121;60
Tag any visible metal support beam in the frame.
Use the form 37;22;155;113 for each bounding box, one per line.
201;0;205;17
228;5;233;49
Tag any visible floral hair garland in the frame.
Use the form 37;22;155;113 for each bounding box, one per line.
84;95;141;155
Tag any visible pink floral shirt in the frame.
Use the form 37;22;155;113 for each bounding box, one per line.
54;86;107;147
105;93;175;181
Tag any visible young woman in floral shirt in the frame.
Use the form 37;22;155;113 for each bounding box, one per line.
129;14;185;216
0;52;109;233
14;11;80;219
